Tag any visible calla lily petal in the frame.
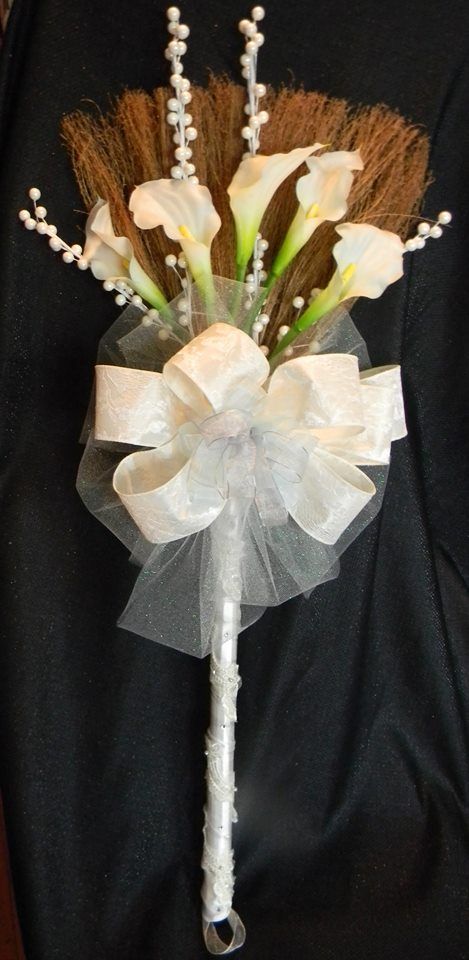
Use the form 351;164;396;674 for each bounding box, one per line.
332;222;405;300
270;150;363;279
227;144;323;278
129;179;221;286
83;199;168;310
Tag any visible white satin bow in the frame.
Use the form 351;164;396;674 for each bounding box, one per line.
94;322;406;546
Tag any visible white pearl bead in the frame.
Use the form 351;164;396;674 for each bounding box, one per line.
173;61;183;74
242;126;253;139
167;112;179;125
255;32;265;45
430;224;443;239
184;162;196;176
36;221;48;235
35;205;47;219
77;258;89;270
148;309;160;320
131;294;143;306
170;73;182;87
172;131;183;145
171;165;184;179
177;23;190;39
175;145;192;160
245;22;257;37
417;222;430;236
178;255;187;268
438;210;452;225
167;97;179;111
29;187;41;201
240;54;251;67
49;237;62;251
255;82;266;97
46;224;57;236
167;21;179;35
251;5;265;20
245;40;258;54
259;313;270;326
167;7;180;21
241;67;251;80
278;325;290;338
293;295;305;309
258;238;269;251
178;297;188;311
103;280;114;291
158;328;170;340
24;217;37;230
188;175;199;185
18;209;30;221
260;345;269;355
176;40;187;56
405;238;417;252
238;18;251;33
284;346;294;357
178;314;189;326
245;282;255;294
253;258;263;270
180;78;191;92
259;270;267;281
115;293;127;306
181;90;192;105
415;236;426;249
185;126;197;140
62;250;75;264
249;115;261;129
71;243;82;255
141;314;154;326
258;110;269;124
165;253;177;267
252;320;263;333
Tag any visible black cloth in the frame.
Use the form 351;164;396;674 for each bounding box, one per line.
1;2;469;958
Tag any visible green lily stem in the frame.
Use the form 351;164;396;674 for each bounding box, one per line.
269;286;340;367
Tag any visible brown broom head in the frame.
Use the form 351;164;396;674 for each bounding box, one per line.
62;76;430;342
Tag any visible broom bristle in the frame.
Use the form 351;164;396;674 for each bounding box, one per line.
62;76;430;336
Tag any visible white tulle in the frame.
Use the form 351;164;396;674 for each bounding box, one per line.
77;278;406;659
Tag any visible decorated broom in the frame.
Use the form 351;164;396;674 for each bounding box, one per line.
19;6;452;953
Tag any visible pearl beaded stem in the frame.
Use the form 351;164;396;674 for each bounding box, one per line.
239;7;268;157
17;189;173;322
165;8;198;183
404;210;452;253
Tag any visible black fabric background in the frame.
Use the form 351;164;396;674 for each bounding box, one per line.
1;1;469;958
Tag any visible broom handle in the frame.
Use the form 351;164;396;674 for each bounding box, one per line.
201;502;246;954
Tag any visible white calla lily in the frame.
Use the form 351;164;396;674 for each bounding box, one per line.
271;222;405;362
227;144;323;279
331;222;405;300
270;150;364;279
129;179;221;290
83;199;167;310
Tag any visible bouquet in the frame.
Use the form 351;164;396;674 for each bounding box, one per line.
19;5;451;953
